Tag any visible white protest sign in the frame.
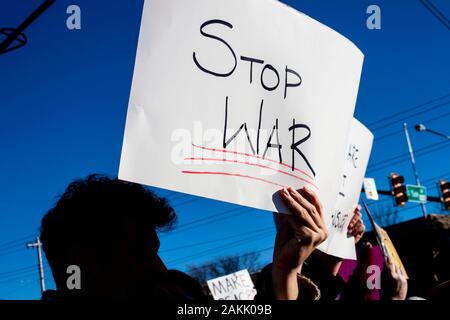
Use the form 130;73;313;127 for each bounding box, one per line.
317;118;373;259
363;178;379;200
206;269;256;300
119;0;364;216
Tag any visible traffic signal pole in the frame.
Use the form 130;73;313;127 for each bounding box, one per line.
361;188;441;203
404;123;427;218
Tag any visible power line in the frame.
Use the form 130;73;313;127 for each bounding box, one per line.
0;260;51;279
367;140;450;173
0;234;37;251
0;247;25;258
370;100;450;133
375;110;450;142
0;278;40;299
177;207;245;228
167;232;273;266
0;266;51;286
0;269;38;283
178;246;275;270
167;233;274;267
165;208;254;236
0;243;26;254
419;0;450;29
167;193;189;201
160;226;273;253
0;265;36;278
366;93;450;129
0;271;37;285
371;141;450;173
421;171;450;185
171;197;201;208
161;207;248;236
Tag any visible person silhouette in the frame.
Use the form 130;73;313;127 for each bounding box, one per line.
40;174;205;300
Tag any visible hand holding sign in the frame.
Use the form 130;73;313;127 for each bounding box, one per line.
347;205;365;244
382;256;408;300
272;187;327;300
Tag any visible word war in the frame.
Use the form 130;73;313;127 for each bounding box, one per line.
222;96;316;177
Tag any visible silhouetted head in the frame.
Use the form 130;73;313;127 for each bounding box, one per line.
40;174;176;299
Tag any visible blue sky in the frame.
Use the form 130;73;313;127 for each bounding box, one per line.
0;0;449;299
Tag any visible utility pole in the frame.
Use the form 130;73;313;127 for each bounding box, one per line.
26;237;46;294
404;122;427;218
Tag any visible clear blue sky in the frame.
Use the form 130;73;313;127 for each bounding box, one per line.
0;0;449;299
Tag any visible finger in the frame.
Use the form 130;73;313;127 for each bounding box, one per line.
386;259;398;278
287;187;323;230
353;204;362;214
300;187;324;218
298;187;327;232
348;209;362;228
385;255;393;268
394;265;402;276
395;265;406;280
351;220;364;236
358;221;366;235
280;188;319;231
393;265;403;280
348;215;358;229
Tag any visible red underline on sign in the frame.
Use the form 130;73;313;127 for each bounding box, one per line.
191;143;315;181
184;157;318;189
181;170;287;188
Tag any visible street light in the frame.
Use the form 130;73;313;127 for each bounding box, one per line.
404;123;427;218
415;124;450;140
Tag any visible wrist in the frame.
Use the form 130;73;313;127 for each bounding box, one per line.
272;266;301;300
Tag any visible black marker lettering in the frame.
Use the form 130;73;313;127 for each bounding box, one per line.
289;119;315;176
263;118;282;163
260;64;280;91
223;96;256;154
240;56;264;84
284;67;302;99
193;19;237;77
257;100;264;154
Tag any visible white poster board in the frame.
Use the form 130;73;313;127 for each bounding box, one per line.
317;118;373;259
119;0;364;216
206;269;256;300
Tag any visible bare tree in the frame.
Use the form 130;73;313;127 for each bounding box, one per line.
371;204;399;226
187;251;261;284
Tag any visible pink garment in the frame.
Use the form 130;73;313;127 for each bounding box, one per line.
338;244;385;300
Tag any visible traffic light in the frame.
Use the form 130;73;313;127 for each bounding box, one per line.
389;173;408;207
438;179;450;210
